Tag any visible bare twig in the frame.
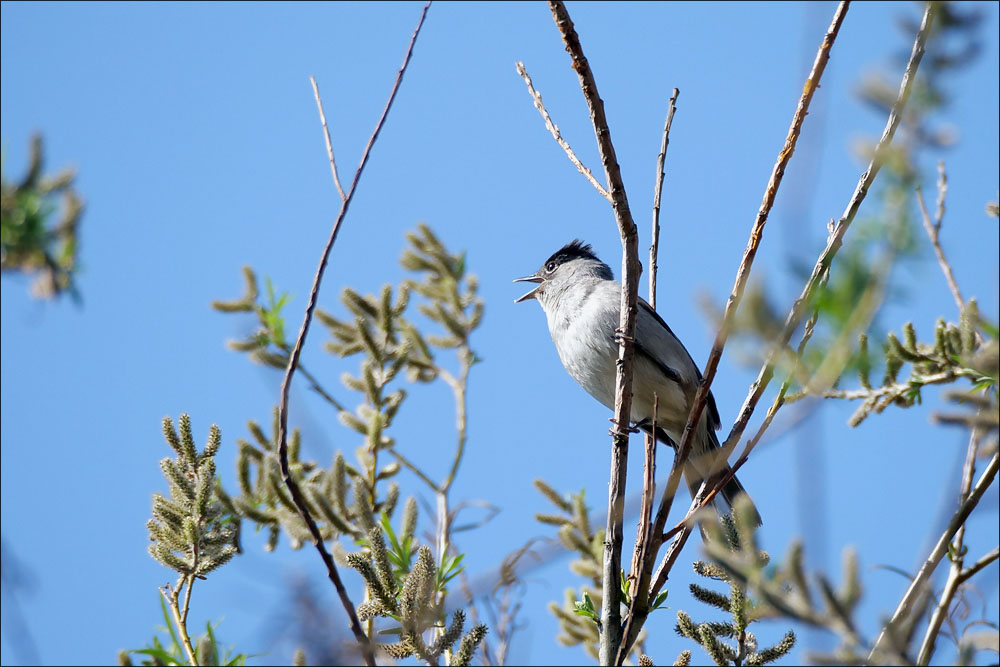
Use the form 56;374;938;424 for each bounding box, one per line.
643;0;850;608
917;167;964;313
275;4;431;664
934;160;947;230
619;396;658;667
617;88;679;666
515;62;611;201
722;0;934;459
161;578;198;666
649;88;679;308
872;452;998;659
546;2;642;663
959;546;1000;583
310;76;347;202
650;4;937;607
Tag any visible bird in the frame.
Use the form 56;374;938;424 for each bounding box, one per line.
514;239;761;526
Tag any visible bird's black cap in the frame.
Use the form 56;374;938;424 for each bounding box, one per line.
543;240;600;268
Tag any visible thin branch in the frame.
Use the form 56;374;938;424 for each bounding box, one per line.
275;4;431;664
617;88;679;666
179;572;195;626
649;88;679;309
784;370;958;403
619;396;659;666
720;0;935;468
916;425;981;665
162;579;198;666
388;446;441;492
546;2;643;663
643;0;850;604
650;3;937;607
917;172;964;313
959;546;999;584
871;452;998;659
310;76;347;202
934;160;947;231
515;61;611;201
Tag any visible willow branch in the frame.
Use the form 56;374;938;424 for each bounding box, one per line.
649;88;679;309
720;1;934;474
915;425;981;665
650;5;937;604
617;88;680;666
872;452;998;659
644;0;850;599
959;547;1000;583
917;171;964;313
310;76;347;202
275;5;431;664
516;61;611;201
546;2;642;663
162;579;198;666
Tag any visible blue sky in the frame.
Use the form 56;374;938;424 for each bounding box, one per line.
2;2;998;665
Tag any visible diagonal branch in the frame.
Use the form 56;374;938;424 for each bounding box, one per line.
643;0;851;605
310;76;347;202
872;452;998;659
275;4;431;664
516;61;611;201
915;425;982;665
647;2;937;607
917;164;964;313
546;2;642;663
714;0;938;505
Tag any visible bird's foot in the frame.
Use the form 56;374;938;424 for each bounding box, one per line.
613;328;635;344
608;418;640;439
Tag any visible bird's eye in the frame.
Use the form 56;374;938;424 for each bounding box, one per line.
546;262;556;272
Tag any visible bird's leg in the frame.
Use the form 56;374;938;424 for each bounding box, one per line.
608;417;640;439
613;327;634;344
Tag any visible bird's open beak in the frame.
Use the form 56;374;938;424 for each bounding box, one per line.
513;275;543;303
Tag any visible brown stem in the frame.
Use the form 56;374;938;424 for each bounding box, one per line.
649;89;679;310
162;579;198;666
657;3;938;592
515;61;611;201
275;4;431;664
617;88;680;666
871;453;998;660
644;0;850;606
917;178;964;313
546;3;642;663
720;0;936;474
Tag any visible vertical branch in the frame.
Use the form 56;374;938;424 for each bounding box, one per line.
547;2;642;663
275;4;431;665
644;0;850;601
617;89;679;666
649;88;679;309
162;578;198;666
917;166;964;313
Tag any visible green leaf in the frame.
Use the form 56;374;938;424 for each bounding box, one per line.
651;590;670;611
572;592;600;626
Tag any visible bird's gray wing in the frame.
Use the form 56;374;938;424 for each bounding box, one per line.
636;298;721;430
